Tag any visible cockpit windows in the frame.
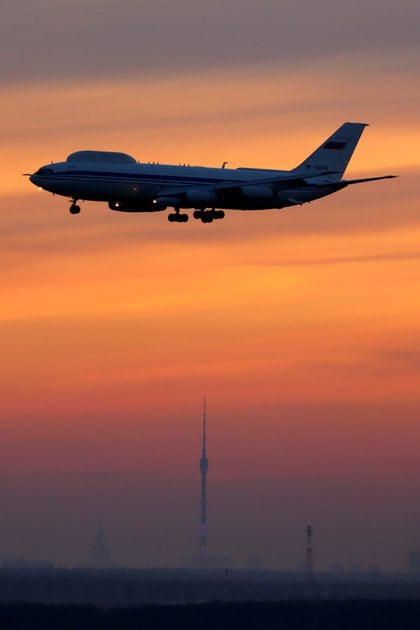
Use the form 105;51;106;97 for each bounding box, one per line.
36;167;54;174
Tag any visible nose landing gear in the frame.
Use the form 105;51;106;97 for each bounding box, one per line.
69;199;81;214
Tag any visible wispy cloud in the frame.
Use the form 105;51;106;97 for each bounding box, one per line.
1;0;419;84
242;251;420;268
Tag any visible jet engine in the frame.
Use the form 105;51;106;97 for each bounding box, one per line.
184;188;218;207
108;200;166;212
156;188;218;209
239;185;276;200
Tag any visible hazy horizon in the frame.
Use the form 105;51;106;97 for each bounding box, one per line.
0;0;419;572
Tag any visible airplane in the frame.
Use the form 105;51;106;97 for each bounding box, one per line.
27;122;396;224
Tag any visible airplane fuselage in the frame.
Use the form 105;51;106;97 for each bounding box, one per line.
30;158;332;211
28;123;396;223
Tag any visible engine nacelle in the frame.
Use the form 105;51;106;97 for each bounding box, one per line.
184;187;217;207
108;200;166;212
240;185;275;200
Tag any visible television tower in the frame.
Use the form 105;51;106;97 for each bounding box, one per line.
305;524;314;579
199;397;209;567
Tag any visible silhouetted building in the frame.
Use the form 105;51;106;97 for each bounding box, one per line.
409;550;420;573
2;558;54;570
348;565;364;574
182;552;232;569
89;524;113;569
246;555;263;571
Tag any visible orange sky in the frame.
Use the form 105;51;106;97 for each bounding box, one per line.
0;1;420;570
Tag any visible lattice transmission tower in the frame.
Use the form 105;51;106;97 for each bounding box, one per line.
305;524;314;579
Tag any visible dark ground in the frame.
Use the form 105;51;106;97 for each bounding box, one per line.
1;569;420;628
1;600;420;629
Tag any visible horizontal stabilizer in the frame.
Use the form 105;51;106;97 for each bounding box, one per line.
316;174;397;190
341;175;397;185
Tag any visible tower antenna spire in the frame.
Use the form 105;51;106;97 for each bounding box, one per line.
199;397;209;567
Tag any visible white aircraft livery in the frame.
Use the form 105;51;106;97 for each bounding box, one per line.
28;123;396;223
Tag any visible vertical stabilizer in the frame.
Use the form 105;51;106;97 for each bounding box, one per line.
294;122;368;181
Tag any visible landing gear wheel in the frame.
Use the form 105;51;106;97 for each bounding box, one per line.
69;204;81;215
168;212;189;223
193;208;225;223
202;212;213;223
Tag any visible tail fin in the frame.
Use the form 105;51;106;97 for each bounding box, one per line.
294;122;368;181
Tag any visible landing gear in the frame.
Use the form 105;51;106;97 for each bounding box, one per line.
193;209;225;223
69;199;81;214
166;207;225;224
167;207;189;223
168;213;189;223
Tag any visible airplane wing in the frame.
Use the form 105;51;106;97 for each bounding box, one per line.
154;173;397;206
214;170;341;192
154;171;340;203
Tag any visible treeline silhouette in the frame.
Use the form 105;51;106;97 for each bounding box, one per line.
1;600;420;629
1;568;420;606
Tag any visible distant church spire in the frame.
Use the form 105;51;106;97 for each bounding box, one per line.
89;523;113;569
199;397;209;567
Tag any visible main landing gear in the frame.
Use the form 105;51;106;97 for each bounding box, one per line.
69;199;81;214
167;208;225;223
168;207;189;223
193;209;225;223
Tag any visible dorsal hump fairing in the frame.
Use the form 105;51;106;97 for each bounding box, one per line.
66;150;137;164
293;122;368;181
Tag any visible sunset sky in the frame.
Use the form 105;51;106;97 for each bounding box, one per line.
0;0;419;571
